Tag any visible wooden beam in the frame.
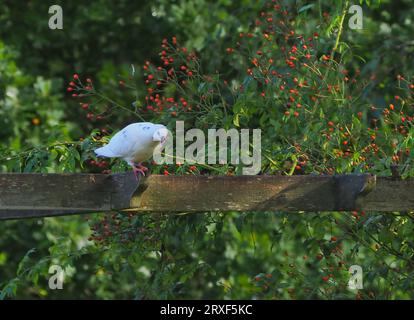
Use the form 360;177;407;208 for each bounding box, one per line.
133;174;376;212
0;173;140;220
0;173;413;220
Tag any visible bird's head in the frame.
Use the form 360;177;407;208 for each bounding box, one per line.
153;126;169;145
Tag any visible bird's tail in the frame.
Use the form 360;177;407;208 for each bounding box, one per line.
95;146;118;158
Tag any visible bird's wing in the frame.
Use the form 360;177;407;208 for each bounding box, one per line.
105;127;139;158
103;123;153;159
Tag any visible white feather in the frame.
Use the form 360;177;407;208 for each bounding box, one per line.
95;146;119;158
94;122;167;166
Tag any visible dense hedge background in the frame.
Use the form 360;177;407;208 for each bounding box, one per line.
1;0;414;299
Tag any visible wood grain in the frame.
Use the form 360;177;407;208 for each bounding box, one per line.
0;173;412;220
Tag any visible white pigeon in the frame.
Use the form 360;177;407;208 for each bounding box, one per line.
95;122;168;178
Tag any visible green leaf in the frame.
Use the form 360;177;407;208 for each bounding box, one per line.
233;114;240;127
298;4;315;14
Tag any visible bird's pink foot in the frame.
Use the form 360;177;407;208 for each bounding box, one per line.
132;163;148;180
136;163;149;172
132;166;145;180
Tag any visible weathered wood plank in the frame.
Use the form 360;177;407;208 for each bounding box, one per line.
0;173;413;220
133;175;414;212
0;173;140;219
0;173;111;209
132;174;377;212
364;177;414;211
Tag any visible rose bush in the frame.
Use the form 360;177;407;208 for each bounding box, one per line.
1;0;414;299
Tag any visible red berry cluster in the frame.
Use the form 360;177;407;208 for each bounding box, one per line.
67;74;108;124
318;238;349;286
227;1;336;120
350;210;366;221
67;73;94;98
89;213;133;244
88;213;160;247
85;159;111;174
253;273;273;291
161;163;199;176
142;37;199;116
